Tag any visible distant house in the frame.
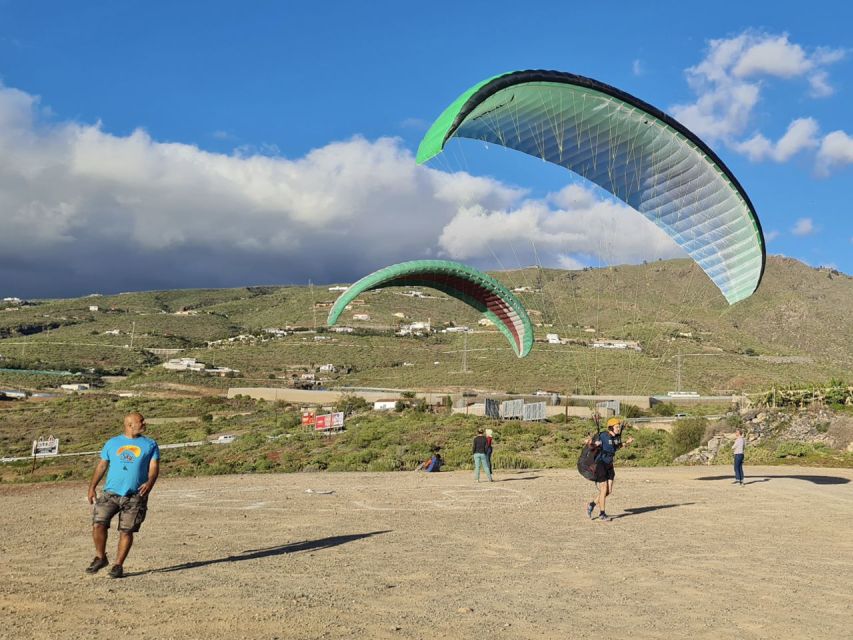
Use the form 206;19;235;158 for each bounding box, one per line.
206;367;239;377
546;333;560;344
478;318;493;326
444;326;469;333
328;286;349;292
300;372;316;381
352;313;370;321
373;399;398;411
88;305;99;312
264;328;288;336
590;339;642;352
318;364;337;373
102;329;121;336
61;383;91;392
398;320;431;336
163;358;206;372
331;326;353;333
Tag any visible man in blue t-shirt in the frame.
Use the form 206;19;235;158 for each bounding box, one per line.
86;412;160;579
585;418;634;521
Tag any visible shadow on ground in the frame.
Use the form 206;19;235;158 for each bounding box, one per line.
610;503;696;519
126;531;392;577
697;474;850;485
496;475;541;482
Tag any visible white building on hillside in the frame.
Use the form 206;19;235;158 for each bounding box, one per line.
590;339;642;351
163;358;206;372
373;399;398;411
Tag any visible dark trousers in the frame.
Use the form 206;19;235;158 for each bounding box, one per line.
733;454;744;482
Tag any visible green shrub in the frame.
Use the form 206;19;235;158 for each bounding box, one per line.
668;417;709;459
623;404;645;418
652;402;676;417
334;394;370;416
774;442;829;458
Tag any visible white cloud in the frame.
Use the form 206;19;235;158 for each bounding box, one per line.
791;217;816;236
671;32;845;148
735;118;819;162
400;117;429;130
816;130;853;174
632;59;644;76
437;184;683;267
731;35;813;79
0;82;687;297
765;230;780;242
557;254;587;270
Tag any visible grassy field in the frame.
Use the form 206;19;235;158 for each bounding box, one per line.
2;395;850;485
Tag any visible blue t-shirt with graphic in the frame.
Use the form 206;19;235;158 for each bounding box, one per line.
100;435;160;496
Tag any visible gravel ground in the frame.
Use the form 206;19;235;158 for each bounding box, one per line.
1;466;851;640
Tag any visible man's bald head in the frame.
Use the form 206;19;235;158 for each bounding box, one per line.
124;412;146;436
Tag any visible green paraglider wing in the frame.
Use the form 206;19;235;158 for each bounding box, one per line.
327;260;534;358
417;70;765;304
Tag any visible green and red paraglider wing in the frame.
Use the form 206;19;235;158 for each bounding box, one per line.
327;260;534;358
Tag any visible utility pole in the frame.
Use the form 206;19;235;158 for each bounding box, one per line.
129;321;136;350
675;354;682;392
309;279;317;329
461;330;469;373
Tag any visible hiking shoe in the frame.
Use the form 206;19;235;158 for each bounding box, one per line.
107;564;124;579
85;556;109;574
598;513;612;522
586;502;596;519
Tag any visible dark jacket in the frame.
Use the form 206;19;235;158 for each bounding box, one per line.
473;435;489;454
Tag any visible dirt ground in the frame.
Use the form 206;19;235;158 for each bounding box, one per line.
1;466;851;640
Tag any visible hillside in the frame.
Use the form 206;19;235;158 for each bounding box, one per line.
0;256;850;395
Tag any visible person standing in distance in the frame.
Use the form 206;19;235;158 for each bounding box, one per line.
732;428;745;485
473;428;493;482
86;412;160;578
585;417;633;521
485;428;495;476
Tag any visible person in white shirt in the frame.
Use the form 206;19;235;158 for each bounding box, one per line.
732;428;745;486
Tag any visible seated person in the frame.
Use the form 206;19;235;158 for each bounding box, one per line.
418;453;444;472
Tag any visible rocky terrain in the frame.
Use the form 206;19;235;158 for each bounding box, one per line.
676;407;853;464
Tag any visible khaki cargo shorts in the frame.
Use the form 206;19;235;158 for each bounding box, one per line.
92;491;149;533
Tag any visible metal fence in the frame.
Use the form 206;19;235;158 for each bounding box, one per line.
522;402;546;421
499;399;524;419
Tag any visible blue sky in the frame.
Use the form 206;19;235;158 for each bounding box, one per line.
0;0;851;297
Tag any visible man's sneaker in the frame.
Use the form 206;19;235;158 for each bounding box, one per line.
598;513;612;522
586;502;596;519
85;556;109;574
107;564;124;579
